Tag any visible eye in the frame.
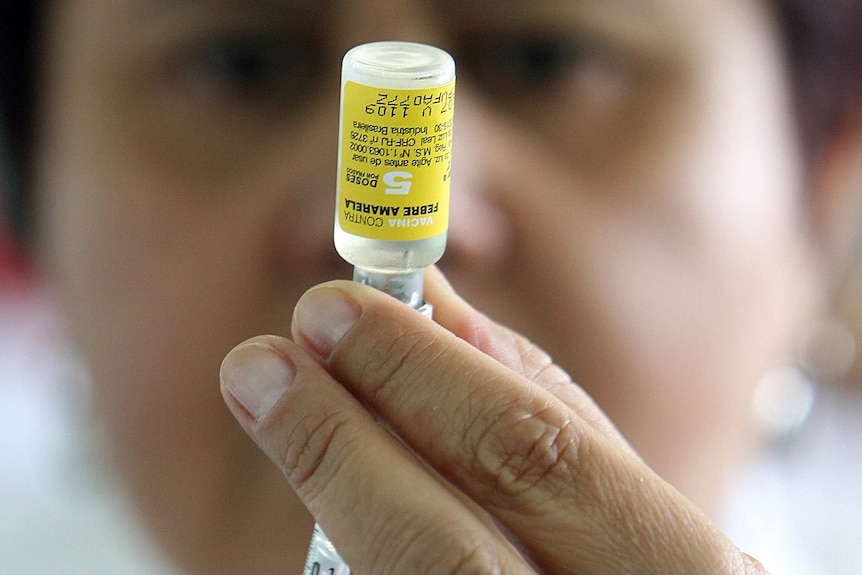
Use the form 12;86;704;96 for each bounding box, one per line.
460;33;590;92
174;33;320;105
497;36;584;85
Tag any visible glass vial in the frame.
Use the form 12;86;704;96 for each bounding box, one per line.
334;41;456;305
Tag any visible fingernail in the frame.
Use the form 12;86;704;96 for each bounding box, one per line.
220;342;295;421
294;286;361;358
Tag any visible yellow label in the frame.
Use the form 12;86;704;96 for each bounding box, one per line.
338;80;455;241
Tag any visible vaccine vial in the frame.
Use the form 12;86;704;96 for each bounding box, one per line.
334;41;455;308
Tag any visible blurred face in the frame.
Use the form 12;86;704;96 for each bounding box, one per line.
34;0;819;571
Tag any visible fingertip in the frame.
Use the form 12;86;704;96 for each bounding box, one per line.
291;284;362;359
220;337;296;422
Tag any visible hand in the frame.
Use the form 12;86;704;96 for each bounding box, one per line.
219;267;767;574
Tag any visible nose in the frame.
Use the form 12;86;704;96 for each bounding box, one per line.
443;87;515;276
335;0;440;47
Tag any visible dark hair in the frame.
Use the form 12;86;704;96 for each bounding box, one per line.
0;1;39;242
776;0;862;170
2;1;862;243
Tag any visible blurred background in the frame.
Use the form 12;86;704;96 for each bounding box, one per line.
0;211;179;574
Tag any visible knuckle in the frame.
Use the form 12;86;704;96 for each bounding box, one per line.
349;324;443;403
444;543;507;575
274;408;353;498
510;334;573;389
470;398;586;499
514;336;555;379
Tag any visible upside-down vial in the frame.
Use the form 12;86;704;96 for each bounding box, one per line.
334;41;456;308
